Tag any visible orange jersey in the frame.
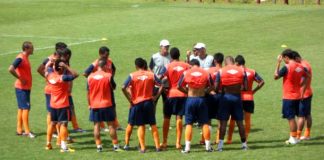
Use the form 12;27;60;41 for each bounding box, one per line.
301;60;312;98
279;61;306;100
47;72;73;109
124;70;157;105
88;71;113;109
92;58;114;74
13;53;32;90
179;66;210;89
241;67;263;101
164;61;190;98
218;65;245;86
208;66;221;85
44;54;56;94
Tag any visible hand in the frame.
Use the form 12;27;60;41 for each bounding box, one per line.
277;55;283;63
186;50;191;57
59;62;67;68
19;78;27;85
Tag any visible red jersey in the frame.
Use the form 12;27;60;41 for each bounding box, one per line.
180;66;210;89
241;67;263;101
300;60;312;98
92;58;114;74
88;70;113;109
281;61;306;100
14;53;32;90
124;70;156;105
208;66;221;85
219;65;244;86
47;72;71;109
44;54;56;94
164;61;190;98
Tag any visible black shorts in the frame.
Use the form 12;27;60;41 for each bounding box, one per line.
89;107;115;122
51;107;71;122
128;100;156;126
163;97;186;117
242;100;255;113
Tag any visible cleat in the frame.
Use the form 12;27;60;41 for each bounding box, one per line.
199;140;205;145
25;132;36;138
16;132;24;136
206;147;214;152
176;144;182;150
73;128;86;133
52;133;58;138
102;128;109;132
181;149;190;154
97;147;103;152
156;148;162;152
285;137;299;145
123;145;130;151
45;143;53;150
60;148;75;153
139;149;146;153
113;147;124;152
160;143;167;150
67;137;74;144
116;127;124;131
217;147;223;152
242;144;248;151
300;136;310;140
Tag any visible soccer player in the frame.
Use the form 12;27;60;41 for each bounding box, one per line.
160;47;190;149
87;58;121;152
83;46;122;131
189;43;214;70
45;59;78;152
8;41;35;138
226;55;265;144
293;52;313;140
274;49;308;145
216;56;248;151
149;39;171;106
178;59;213;153
122;58;162;153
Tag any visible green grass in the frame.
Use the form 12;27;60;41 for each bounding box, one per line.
0;0;324;159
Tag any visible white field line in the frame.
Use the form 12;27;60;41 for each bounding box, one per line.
0;39;104;56
0;34;96;40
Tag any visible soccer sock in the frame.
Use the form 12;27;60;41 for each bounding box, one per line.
244;112;251;140
100;122;105;129
162;118;170;145
176;119;182;147
17;109;23;133
137;126;146;151
71;115;80;130
290;131;297;138
227;119;235;142
297;130;302;139
22;110;30;133
185;141;191;151
46;124;54;143
95;138;102;146
185;125;193;141
304;128;311;137
215;127;220;144
56;124;61;145
203;125;211;141
218;140;224;149
125;124;133;145
151;125;160;149
60;126;68;150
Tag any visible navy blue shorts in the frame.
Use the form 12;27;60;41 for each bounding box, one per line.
163;97;186;117
242;100;255;114
218;93;243;121
51;107;71;122
45;94;51;112
89;107;115;122
282;99;300;119
15;88;31;110
298;96;312;117
128;100;156;126
185;97;209;125
206;94;221;119
69;96;75;116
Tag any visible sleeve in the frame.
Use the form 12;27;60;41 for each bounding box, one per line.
178;74;186;87
208;74;213;86
42;58;50;66
84;64;95;75
254;72;263;82
112;62;116;73
160;66;167;77
12;58;22;69
123;75;132;88
62;75;75;81
110;76;117;89
215;72;221;84
243;71;248;84
278;66;288;77
149;57;155;70
154;74;162;85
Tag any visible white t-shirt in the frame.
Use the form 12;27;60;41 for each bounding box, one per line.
190;54;214;70
149;52;171;75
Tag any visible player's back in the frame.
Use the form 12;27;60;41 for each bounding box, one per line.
130;70;155;104
220;65;244;86
166;61;190;97
88;70;113;108
15;53;32;90
301;60;312;97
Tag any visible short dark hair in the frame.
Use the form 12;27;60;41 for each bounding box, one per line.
54;59;64;72
292;50;301;60
65;48;72;57
281;49;294;59
22;41;33;51
170;47;180;60
98;58;107;68
99;46;110;55
135;57;147;69
56;48;65;57
213;52;224;64
190;59;200;66
55;42;67;51
235;55;245;65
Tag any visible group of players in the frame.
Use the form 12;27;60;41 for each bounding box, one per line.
8;39;313;154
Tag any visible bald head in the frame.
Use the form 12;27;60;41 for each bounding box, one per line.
224;56;235;66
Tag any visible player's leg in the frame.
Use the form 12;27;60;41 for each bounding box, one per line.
301;96;312;140
183;124;193;153
17;109;23;135
244;112;251;140
175;115;183;149
59;108;74;152
46;122;55;150
226;117;235;144
124;124;133;150
107;121;120;151
161;98;171;148
93;122;102;152
137;125;146;152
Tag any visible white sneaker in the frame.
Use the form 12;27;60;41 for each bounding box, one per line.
101;128;109;132
24;132;36;138
242;143;248;150
285;137;299;145
52;133;58;138
300;136;310;140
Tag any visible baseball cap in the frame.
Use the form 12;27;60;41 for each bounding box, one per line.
194;42;206;49
160;39;170;47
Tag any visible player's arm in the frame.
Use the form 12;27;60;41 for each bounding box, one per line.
83;64;95;78
110;76;117;90
185;50;191;63
205;74;214;93
215;72;221;93
37;58;50;78
8;58;26;85
300;68;309;100
177;74;188;94
274;55;283;80
121;76;133;105
149;57;155;71
153;75;163;102
242;71;248;91
61;62;79;79
156;66;167;79
111;62;116;77
252;72;265;94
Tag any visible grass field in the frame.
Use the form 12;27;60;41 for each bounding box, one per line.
1;0;324;159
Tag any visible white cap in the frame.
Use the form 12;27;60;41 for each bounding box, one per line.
194;42;206;49
160;39;170;47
